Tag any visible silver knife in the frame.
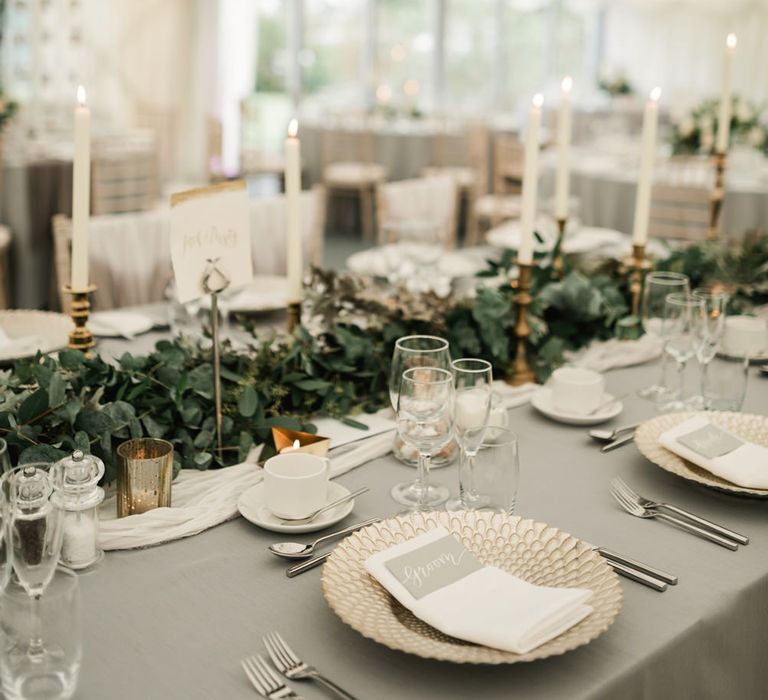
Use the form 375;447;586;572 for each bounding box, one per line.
287;551;332;578
601;433;635;453
593;546;678;584
604;559;667;591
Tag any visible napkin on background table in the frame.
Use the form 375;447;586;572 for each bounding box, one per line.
98;430;394;550
659;415;768;490
365;527;593;655
0;325;46;361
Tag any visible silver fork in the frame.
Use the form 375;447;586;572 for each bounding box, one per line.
612;477;748;545
241;655;304;699
263;631;358;700
610;486;739;550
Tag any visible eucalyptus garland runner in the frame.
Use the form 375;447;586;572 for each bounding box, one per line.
1;234;766;482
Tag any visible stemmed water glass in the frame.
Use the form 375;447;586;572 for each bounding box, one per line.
6;463;64;661
446;358;492;511
391;367;454;509
388;336;452;467
659;293;705;412
639;271;690;400
692;287;728;409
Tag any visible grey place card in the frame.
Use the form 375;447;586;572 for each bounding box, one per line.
677;423;744;459
384;534;484;599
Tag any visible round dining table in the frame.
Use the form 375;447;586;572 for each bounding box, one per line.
63;307;768;700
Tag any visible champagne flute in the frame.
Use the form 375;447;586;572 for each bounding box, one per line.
391;367;454;509
659;293;705;412
446;358;492;511
388;336;452;467
638;271;690;399
692;287;728;409
7;463;64;661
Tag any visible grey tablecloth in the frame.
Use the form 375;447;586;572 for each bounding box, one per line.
80;323;768;699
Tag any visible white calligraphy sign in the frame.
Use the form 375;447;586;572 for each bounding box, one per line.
170;180;253;303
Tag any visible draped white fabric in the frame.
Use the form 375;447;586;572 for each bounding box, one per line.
87;189;323;310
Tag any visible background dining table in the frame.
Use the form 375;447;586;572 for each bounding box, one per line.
76;312;768;700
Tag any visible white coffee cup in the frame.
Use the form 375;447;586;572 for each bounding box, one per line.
550;367;605;414
722;316;768;357
263;452;330;519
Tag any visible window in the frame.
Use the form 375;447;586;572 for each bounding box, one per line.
302;0;366;112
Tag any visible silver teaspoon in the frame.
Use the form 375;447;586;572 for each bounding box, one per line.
279;486;370;525
268;517;380;559
589;423;639;442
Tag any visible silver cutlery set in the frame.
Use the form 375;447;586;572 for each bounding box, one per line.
242;631;357;699
590;423;638;452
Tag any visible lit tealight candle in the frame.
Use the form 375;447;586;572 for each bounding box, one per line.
279;439;302;454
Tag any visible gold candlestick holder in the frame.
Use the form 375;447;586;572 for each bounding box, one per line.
63;285;97;354
622;244;652;317
507;261;536;386
707;150;727;240
287;301;302;333
552;217;567;276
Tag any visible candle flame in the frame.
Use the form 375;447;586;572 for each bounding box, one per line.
726;33;737;49
76;85;87;106
561;76;573;93
292;439;300;449
288;118;298;138
650;87;662;103
532;93;544;108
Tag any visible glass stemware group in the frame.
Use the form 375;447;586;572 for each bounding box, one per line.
389;334;518;513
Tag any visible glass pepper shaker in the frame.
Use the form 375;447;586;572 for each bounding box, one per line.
52;450;105;570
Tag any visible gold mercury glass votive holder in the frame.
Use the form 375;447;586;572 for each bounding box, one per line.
116;438;174;517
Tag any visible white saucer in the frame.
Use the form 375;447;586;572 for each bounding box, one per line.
237;481;355;534
531;388;623;426
717;347;768;364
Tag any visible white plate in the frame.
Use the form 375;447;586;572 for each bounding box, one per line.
238;481;355;534
200;276;288;313
90;311;155;338
531;388;623;426
0;310;71;363
716;346;768;364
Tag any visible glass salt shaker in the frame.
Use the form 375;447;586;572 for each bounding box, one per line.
52;450;105;570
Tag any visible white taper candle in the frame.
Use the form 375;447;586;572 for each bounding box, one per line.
519;93;543;265
555;77;573;220
632;87;661;246
285;119;303;302
70;85;91;290
716;33;737;154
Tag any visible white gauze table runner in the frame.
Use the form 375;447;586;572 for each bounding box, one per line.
98;431;394;550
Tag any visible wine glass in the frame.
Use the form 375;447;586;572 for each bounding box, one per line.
0;438;10;474
638;271;690;399
659;293;705;412
692;287;728;409
388;336;452;466
0;470;13;595
446;358;492;511
391;367;454;509
7;463;64;661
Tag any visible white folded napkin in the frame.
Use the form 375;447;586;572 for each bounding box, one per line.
565;334;662;372
659;415;768;490
98;430;394;550
0;330;47;361
365;527;593;655
491;380;537;408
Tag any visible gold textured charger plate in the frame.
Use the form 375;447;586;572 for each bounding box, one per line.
634;411;768;499
320;511;623;664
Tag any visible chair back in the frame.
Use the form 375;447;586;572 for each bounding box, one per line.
376;176;459;249
92;132;158;215
321;126;377;166
648;183;711;241
430;120;490;194
493;133;525;194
